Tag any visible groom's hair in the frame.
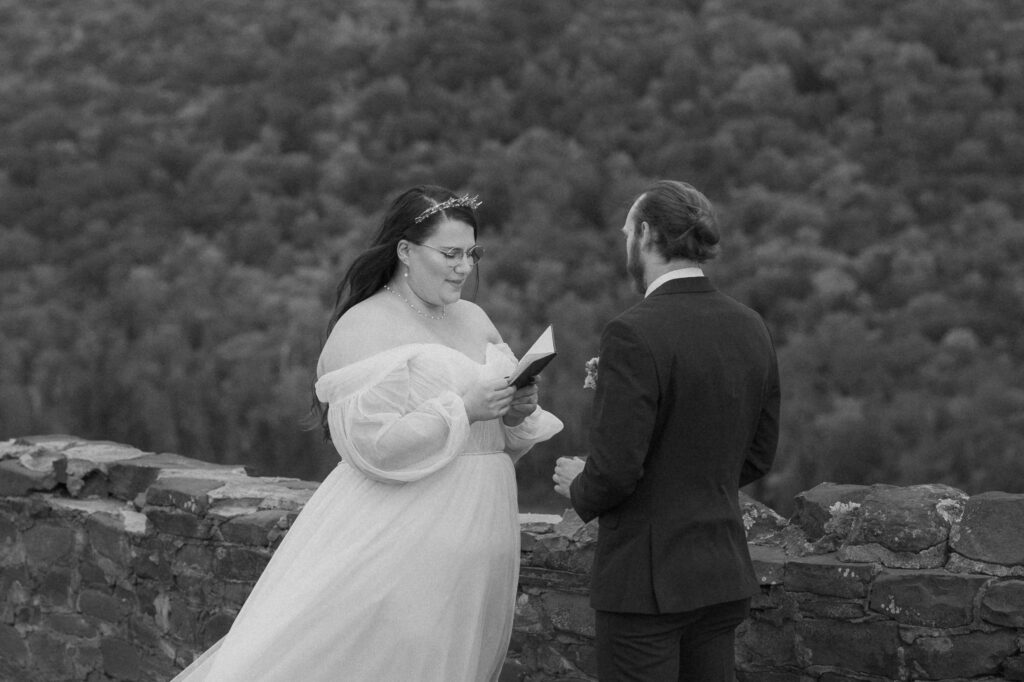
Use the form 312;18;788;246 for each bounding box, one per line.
635;180;721;263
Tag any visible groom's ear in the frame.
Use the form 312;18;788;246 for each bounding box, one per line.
639;221;653;249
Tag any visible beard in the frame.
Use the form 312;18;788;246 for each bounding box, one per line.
626;237;646;295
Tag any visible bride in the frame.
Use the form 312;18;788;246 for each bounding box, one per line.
171;186;563;681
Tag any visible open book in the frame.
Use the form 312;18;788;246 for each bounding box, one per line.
508;325;557;389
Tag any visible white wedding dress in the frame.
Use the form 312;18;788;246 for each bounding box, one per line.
171;342;563;682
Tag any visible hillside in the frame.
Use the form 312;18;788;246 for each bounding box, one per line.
2;0;1023;513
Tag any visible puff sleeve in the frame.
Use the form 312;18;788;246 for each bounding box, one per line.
315;350;470;483
501;409;564;463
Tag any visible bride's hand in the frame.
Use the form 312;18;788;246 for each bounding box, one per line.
501;380;539;427
462;377;516;423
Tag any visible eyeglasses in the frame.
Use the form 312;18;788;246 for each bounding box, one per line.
413;242;485;265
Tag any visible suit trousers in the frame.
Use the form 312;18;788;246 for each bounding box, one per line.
594;598;750;682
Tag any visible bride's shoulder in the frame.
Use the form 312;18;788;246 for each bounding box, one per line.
317;296;408;375
451;299;503;344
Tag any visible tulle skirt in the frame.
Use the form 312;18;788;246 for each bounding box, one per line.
171;451;520;682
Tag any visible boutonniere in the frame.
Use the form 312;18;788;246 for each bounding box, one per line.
583;357;599;390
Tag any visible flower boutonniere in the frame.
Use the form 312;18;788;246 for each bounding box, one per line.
583;356;599;390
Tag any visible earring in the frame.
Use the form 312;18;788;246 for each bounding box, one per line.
403;268;409;278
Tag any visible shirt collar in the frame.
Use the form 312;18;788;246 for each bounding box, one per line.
645;267;704;298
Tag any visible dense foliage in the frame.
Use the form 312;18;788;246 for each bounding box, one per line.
2;0;1023;514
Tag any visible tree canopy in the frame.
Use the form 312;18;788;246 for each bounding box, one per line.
2;0;1023;513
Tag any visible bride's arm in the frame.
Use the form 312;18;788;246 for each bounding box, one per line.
324;359;471;483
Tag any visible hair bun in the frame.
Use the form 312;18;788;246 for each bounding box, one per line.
694;213;720;245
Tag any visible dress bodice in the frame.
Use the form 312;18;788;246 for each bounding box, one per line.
314;342;561;483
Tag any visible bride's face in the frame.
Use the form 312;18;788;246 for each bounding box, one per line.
405;219;477;307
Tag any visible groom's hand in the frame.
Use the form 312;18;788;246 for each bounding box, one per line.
553;456;585;498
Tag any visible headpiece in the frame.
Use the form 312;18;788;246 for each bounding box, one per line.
413;194;482;224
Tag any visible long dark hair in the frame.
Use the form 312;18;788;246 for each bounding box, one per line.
309;185;481;441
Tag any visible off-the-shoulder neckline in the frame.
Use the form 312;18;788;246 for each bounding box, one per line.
316;341;511;380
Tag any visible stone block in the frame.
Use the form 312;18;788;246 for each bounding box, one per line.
37;567;75;607
219;509;294;546
137;651;181;682
26;630;73;678
15;445;67;478
868;569;987;627
173;542;215;573
0;459;61;496
741;491;790;544
79;588;129;623
212;546;271;581
837;541;947;569
166;594;200;642
128;612;164;648
0;514;17;545
78;558;112;587
519;565;590;594
22;523;77;565
737;672;813;682
847;484;966;553
945;552;1024;578
514;593;548;634
147;477;223;515
789;593;865;619
44;613;100;638
750;585;799;625
539;591;595;638
71;643;105;680
198;611;235;648
1004;654;1024;681
85;515;132;565
100;637;142;680
0;624;27;666
106;453;211;501
784;554;878;598
750;544;787;585
207;478;315;512
562;642;597;677
980;579;1024;627
906;630;1018;679
735;618;799;669
795;619;901;678
949;491;1024;566
147;507;207;539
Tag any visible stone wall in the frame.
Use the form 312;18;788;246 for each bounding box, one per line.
1;436;1023;681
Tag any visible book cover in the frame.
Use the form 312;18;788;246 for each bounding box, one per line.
508;325;556;388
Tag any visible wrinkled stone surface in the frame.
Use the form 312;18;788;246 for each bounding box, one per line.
847;484;967;553
791;482;870;541
950;491;1024;566
979;579;1024;627
795;619;901;678
838;540;948;569
868;569;987;627
741;491;790;543
784;554;879;598
905;630;1018;679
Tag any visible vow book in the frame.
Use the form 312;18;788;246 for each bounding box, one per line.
508;325;557;389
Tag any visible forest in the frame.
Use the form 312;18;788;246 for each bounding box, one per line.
1;0;1023;515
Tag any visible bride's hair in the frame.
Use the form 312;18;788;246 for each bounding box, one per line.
308;185;481;441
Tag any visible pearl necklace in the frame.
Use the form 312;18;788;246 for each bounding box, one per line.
384;284;446;320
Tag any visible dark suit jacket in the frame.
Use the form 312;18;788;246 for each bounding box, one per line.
570;276;780;614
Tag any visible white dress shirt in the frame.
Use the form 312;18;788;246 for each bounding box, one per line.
645;267;704;298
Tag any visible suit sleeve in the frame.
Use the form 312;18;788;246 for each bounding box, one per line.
740;328;780;487
570;319;658;523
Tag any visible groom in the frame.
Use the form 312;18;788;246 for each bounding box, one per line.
553;180;780;681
